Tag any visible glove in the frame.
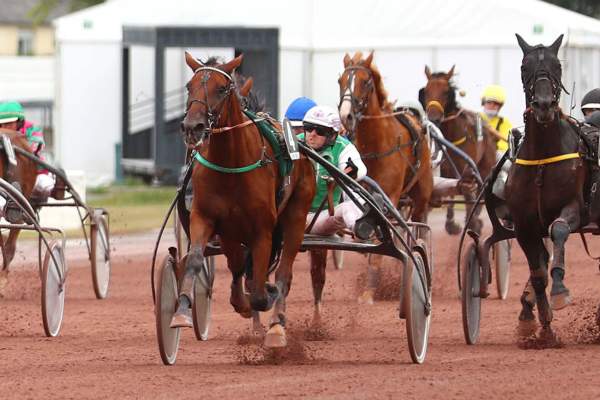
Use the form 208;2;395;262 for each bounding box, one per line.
345;157;359;178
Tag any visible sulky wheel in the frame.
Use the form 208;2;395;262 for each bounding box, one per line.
90;211;111;299
403;250;431;364
155;254;181;365
461;242;482;345
493;240;511;300
193;255;215;341
41;240;66;337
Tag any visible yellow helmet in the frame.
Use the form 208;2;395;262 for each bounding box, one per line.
481;85;506;105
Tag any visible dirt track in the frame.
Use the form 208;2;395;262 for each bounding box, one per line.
2;212;600;399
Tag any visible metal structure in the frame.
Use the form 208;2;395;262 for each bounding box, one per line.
121;26;279;184
2;146;111;337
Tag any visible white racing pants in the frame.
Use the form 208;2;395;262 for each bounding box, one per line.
305;200;363;236
33;173;55;199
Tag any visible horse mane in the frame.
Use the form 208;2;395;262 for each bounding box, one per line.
201;56;266;113
352;52;393;113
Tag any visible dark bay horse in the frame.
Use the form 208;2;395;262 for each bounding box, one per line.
506;34;589;341
171;53;315;347
0;129;37;292
420;66;497;235
320;51;432;307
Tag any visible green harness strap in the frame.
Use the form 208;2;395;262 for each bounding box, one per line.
192;110;293;176
192;151;266;173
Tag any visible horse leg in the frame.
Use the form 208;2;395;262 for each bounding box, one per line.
465;193;483;235
358;253;380;305
445;202;461;235
548;204;580;310
228;244;253;319
0;229;20;294
170;212;214;328
516;231;553;338
310;249;327;326
517;278;538;336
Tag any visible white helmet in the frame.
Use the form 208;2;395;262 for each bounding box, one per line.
302;105;341;132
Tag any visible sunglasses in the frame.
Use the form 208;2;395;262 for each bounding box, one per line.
303;123;332;137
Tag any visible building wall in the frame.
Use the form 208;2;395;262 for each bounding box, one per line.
0;24;55;56
0;26;18;55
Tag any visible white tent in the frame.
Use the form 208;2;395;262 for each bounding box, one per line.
54;0;600;184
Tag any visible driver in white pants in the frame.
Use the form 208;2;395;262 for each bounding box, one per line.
299;105;367;236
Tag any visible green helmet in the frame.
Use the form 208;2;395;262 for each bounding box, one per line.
0;101;24;124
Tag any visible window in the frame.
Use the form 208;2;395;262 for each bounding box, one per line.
18;29;34;56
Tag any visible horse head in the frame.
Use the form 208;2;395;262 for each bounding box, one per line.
338;51;392;134
181;53;243;148
420;65;457;124
516;33;566;124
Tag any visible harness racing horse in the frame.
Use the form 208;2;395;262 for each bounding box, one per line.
420;66;497;235
171;53;315;348
506;34;591;341
0;129;37;292
322;51;433;307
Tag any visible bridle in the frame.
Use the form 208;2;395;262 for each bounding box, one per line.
521;46;568;108
338;65;375;134
183;66;236;147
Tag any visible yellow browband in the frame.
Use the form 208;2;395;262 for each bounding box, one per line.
515;152;580;166
451;136;467;146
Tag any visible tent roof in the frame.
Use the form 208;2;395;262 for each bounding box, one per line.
54;0;600;48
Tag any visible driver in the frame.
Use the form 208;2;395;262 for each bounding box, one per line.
0;101;55;202
299;105;367;236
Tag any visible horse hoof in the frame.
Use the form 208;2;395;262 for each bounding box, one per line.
517;319;538;337
357;289;374;305
551;291;572;310
170;310;193;328
264;324;287;348
445;221;462;236
538;328;562;348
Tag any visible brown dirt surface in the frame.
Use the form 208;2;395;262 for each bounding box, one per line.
2;211;600;399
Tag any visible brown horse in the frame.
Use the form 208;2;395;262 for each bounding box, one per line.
420;66;497;235
170;53;315;348
0;129;38;291
506;34;588;341
311;51;432;308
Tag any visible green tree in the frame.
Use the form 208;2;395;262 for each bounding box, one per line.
29;0;106;25
542;0;600;18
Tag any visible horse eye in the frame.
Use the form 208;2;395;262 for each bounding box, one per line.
217;85;228;94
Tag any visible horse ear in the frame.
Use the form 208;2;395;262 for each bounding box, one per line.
343;53;351;67
515;33;533;55
222;54;244;74
239;77;253;97
185;51;202;72
549;34;564;55
447;65;455;79
424;65;432;80
364;51;374;68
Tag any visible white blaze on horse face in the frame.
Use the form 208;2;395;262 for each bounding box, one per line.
339;86;352;124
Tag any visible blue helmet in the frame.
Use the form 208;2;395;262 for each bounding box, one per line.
285;97;317;126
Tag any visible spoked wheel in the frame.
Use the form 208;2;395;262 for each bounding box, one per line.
493;240;511;300
41;240;66;337
155;254;181;365
90;211;110;299
193;256;215;341
461;243;482;345
403;251;431;364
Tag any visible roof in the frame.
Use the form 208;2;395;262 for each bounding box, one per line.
0;0;71;25
54;0;600;48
